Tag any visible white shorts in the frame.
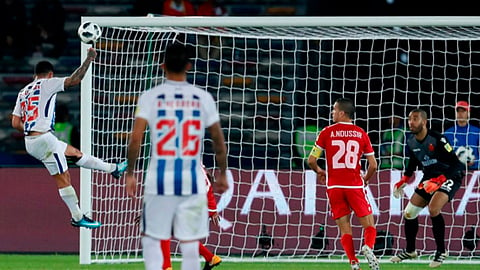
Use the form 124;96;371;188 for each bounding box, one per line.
25;132;68;175
141;194;209;241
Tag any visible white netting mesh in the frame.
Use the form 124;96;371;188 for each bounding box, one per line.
81;19;480;264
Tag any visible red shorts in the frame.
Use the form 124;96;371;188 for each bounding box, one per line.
326;188;372;220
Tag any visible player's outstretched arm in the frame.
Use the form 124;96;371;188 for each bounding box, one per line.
64;48;97;88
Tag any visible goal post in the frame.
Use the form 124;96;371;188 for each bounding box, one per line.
80;16;480;264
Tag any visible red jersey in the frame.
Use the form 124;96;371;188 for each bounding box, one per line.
315;122;374;189
162;0;196;16
197;2;228;16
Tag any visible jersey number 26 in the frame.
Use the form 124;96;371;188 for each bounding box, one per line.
156;118;201;157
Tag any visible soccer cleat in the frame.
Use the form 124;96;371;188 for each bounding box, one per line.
429;251;447;268
390;250;418;263
203;255;222;270
351;261;362;270
71;215;101;229
111;160;128;179
361;245;380;270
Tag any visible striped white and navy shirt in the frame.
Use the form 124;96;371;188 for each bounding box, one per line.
12;78;66;134
136;80;219;196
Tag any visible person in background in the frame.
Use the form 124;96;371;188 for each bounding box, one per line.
391;108;465;268
197;0;228;16
444;101;480;170
162;0;196;16
380;115;407;170
308;97;379;270
11;48;127;229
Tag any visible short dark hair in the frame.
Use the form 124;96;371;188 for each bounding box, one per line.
335;97;355;119
410;108;428;119
164;43;189;73
34;61;54;75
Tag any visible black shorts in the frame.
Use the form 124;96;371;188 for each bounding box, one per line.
415;178;461;202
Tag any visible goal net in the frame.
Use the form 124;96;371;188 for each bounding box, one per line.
79;16;480;264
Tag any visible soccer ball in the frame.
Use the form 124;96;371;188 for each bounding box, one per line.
77;21;102;44
456;146;475;165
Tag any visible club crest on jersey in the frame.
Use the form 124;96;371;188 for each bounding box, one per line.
428;143;435;152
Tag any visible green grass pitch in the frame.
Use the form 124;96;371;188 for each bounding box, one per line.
1;254;480;270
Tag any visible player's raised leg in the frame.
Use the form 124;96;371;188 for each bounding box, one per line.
65;144;127;179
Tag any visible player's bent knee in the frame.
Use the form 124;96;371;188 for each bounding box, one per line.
404;202;423;220
67;155;82;163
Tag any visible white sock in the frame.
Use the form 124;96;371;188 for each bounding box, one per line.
59;186;83;221
180;241;200;270
141;235;163;270
75;154;115;173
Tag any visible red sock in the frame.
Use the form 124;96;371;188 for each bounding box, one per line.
340;234;358;263
199;242;214;262
161;239;172;269
364;226;377;249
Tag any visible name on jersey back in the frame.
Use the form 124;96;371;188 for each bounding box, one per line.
158;99;201;108
331;130;362;138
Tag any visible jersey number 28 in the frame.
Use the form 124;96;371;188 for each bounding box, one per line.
332;140;360;169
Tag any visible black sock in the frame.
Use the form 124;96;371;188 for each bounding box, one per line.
431;214;445;253
405;217;419;252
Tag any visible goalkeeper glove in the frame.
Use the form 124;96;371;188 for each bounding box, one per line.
393;176;411;199
419;175;447;194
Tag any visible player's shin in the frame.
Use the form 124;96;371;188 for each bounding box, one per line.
431;214;446;253
341;234;358;263
142;235;164;270
364;226;377;248
180;241;200;270
75;154;114;172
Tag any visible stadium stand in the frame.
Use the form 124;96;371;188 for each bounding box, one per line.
0;0;307;165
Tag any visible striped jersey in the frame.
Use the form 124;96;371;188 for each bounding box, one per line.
136;80;220;196
12;78;65;134
314;122;375;189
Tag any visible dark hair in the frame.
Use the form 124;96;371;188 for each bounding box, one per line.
34;61;54;75
164;43;189;73
335;97;355;119
410;108;428;119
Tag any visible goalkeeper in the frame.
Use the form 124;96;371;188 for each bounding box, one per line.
391;108;465;268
